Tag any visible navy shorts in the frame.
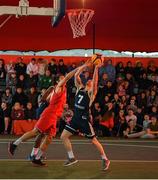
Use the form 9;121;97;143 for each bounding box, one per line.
65;115;95;139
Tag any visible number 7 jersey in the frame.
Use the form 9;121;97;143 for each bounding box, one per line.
74;88;90;116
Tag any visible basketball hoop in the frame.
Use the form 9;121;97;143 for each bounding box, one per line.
67;9;94;38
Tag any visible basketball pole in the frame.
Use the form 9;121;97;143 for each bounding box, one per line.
92;23;96;54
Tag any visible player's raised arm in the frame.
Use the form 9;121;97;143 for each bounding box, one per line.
57;67;79;88
75;60;92;89
89;63;102;106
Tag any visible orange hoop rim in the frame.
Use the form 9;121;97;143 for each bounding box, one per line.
66;9;94;15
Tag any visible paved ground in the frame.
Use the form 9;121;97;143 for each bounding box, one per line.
0;137;158;179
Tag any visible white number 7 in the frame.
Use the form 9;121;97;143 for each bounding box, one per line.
78;95;83;104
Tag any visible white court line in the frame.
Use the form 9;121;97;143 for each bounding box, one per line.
0;138;158;143
0;159;158;163
0;141;158;148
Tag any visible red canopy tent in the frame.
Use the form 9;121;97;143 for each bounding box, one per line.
0;0;158;52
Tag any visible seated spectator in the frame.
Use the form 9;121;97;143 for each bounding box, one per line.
26;71;38;89
91;102;102;134
141;116;158;139
111;93;121;115
138;73;152;91
27;86;38;109
117;82;126;97
1;88;12;107
137;92;147;110
135;108;144;130
0;102;11;134
125;109;137;125
123;119;142;137
113;110;128;137
149;106;158;119
99;73;108;87
104;80;116;97
147;90;158;108
38;69;53;90
24;102;36;120
11;102;25;120
127;114;151;138
12;87;28;107
98;103;114;137
16;74;27;90
126;99;138;113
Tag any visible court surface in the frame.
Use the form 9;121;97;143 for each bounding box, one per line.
0;136;158;179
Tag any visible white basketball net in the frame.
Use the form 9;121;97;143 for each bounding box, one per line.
67;9;94;38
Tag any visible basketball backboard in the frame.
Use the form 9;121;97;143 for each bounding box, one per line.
52;0;66;27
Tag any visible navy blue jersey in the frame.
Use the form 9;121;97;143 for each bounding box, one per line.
74;88;90;117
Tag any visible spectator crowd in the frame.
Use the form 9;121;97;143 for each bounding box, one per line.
0;57;158;139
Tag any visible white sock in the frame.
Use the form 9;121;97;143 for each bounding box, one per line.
31;147;39;157
68;151;75;159
13;138;22;146
101;154;108;161
35;149;43;160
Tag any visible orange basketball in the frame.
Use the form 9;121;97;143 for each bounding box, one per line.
91;53;103;65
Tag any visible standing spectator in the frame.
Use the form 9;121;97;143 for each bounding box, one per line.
37;58;47;77
48;58;58;84
5;60;15;84
133;61;145;80
14;57;26;77
115;62;125;76
6;72;17;94
0;59;6;91
104;59;116;82
124;61;133;74
26;58;39;80
58;59;67;75
11;102;25;120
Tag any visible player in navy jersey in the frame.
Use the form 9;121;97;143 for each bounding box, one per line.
61;56;110;171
